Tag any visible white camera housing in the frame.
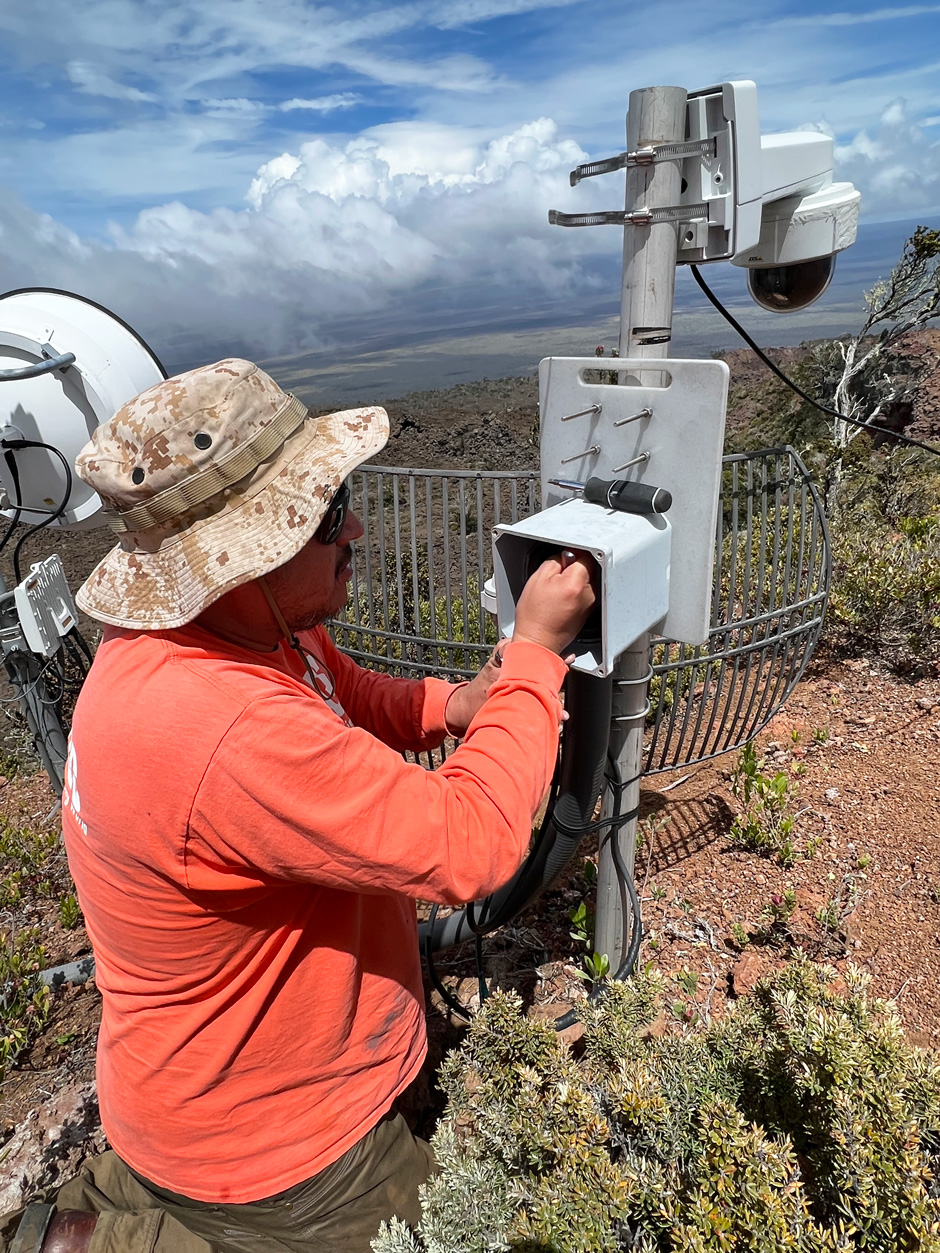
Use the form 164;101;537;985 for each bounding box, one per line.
731;132;860;312
674;86;860;312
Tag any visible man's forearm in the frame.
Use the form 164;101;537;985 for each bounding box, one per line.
442;641;509;736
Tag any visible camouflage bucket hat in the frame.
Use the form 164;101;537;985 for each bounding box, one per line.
75;358;389;630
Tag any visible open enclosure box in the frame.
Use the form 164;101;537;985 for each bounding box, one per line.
492;356;729;675
493;500;671;676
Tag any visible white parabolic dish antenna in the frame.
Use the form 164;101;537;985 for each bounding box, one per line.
0;289;167;528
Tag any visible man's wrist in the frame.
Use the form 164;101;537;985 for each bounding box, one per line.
498;639;570;689
443;681;471;736
511;629;562;655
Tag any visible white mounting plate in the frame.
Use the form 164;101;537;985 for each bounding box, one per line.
539;356;729;645
677;80;763;263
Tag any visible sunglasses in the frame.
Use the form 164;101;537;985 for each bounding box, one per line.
315;480;350;545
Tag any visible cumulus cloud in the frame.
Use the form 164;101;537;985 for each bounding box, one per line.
112;119;600;306
1;97;934;376
5;89;931;378
0;117;613;367
831;98;940;214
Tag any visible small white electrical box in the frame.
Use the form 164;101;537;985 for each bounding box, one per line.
14;555;79;658
493;498;671;677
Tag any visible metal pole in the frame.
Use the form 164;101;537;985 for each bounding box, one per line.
594;84;687;966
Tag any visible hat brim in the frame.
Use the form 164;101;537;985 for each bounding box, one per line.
76;405;389;630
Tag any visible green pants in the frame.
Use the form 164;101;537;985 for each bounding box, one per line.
1;1111;434;1253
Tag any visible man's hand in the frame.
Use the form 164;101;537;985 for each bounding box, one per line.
443;549;596;734
443;641;510;736
512;549;597;655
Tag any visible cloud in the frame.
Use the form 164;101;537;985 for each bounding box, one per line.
199;93;363;120
428;0;579;27
4;2;505;107
3;95;933;377
0;1;936;377
117;118;595;289
199;97;271;119
775;2;940;24
832;98;940;215
278;94;362;113
0;117;610;368
66;61;157;104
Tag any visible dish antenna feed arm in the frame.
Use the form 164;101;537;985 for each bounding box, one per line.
0;346;77;383
418;669;612;952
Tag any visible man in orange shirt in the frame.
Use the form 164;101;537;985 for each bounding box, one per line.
6;359;594;1253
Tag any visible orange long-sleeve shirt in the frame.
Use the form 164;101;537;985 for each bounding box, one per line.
61;623;566;1203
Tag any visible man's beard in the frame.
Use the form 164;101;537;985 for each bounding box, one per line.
285;546;353;633
290;607;331;632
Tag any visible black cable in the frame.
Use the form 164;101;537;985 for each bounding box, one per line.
0;450;23;557
604;755;644;982
0;653;61;706
1;439;74;582
62;634;90;685
422;749;645;1029
689;264;940;458
420;671;612;951
39;650;66;706
65;628;93;673
474;932;488;1004
552;757;643;1033
463;760;562;938
423;905;471;1022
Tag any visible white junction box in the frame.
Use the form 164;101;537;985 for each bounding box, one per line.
538;356;729;645
14;555;78;658
493;497;671;677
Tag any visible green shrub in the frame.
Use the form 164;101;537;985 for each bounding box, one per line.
58;892;82;929
829;511;940;673
375;958;940;1252
727;743;799;866
0;926;51;1079
0;818;61;909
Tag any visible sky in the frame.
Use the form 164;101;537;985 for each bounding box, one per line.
0;0;938;397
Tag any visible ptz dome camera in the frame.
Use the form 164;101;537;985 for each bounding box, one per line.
731;138;861;314
746;254;836;313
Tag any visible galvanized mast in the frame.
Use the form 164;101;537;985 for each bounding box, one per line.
594;84;688;967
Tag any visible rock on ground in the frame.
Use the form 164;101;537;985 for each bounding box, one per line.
0;1081;105;1215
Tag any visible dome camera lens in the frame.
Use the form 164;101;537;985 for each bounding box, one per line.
747;255;836;313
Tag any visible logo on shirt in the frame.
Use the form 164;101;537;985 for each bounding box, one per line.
300;652;353;727
63;739;87;835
